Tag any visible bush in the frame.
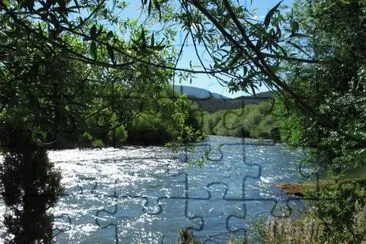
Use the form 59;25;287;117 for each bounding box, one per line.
204;101;280;139
263;180;366;243
91;139;104;148
177;228;201;244
108;125;128;146
249;215;267;243
314;180;366;243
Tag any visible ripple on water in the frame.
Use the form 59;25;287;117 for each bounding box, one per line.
0;136;308;243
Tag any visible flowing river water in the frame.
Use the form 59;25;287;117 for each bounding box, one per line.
0;136;311;243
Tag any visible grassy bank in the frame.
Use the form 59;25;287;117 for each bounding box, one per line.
266;164;366;243
278;164;366;197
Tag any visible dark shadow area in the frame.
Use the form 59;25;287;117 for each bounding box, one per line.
0;125;63;243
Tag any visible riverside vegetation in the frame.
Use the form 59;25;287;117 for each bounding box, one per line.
201;101;280;141
249;0;366;243
180;0;366;242
1;0;366;243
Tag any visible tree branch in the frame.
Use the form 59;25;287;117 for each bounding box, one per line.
187;0;366;145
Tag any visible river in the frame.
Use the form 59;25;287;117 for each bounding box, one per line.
0;136;309;243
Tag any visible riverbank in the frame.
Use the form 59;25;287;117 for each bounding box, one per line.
267;165;366;243
276;164;366;197
45;134;278;150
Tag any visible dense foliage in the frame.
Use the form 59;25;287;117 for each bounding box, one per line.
276;0;366;171
0;124;63;243
202;101;280;140
272;0;366;242
0;1;203;241
1;0;366;242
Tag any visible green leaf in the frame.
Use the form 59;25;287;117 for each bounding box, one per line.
150;33;155;46
287;41;311;58
243;66;248;76
1;0;10;7
290;20;299;35
90;25;97;40
106;31;114;40
228;52;241;67
153;0;161;18
273;43;287;56
153;0;160;11
90;41;97;59
151;44;165;51
96;26;103;38
148;0;152;15
276;26;281;39
250;84;257;95
264;1;283;27
107;45;115;64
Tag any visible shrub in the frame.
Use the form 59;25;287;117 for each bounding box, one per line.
91;139;104;148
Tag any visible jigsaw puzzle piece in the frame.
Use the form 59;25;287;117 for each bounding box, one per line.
94;191;200;244
87;172;194;243
176;141;262;199
149;197;202;243
188;142;260;199
52;214;73;241
241;143;307;200
223;99;246;133
272;152;336;217
240;143;311;225
186;183;247;243
94;196;166;243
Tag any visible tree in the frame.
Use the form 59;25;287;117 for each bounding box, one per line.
2;0;363;145
1;0;364;241
0;122;63;243
139;0;366;147
143;0;365;241
0;13;89;241
0;1;181;241
275;0;366;171
272;0;366;242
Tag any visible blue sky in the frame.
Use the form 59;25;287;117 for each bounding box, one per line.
125;0;295;98
173;0;295;98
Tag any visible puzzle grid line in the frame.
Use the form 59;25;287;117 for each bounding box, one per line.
0;96;330;243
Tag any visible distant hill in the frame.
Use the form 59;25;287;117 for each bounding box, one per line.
173;85;229;99
174;85;273;113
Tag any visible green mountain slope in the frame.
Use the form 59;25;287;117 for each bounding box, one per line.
199;101;280;140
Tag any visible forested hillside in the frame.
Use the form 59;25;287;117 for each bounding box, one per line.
193;91;273;113
199;101;280;140
176;85;273;113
